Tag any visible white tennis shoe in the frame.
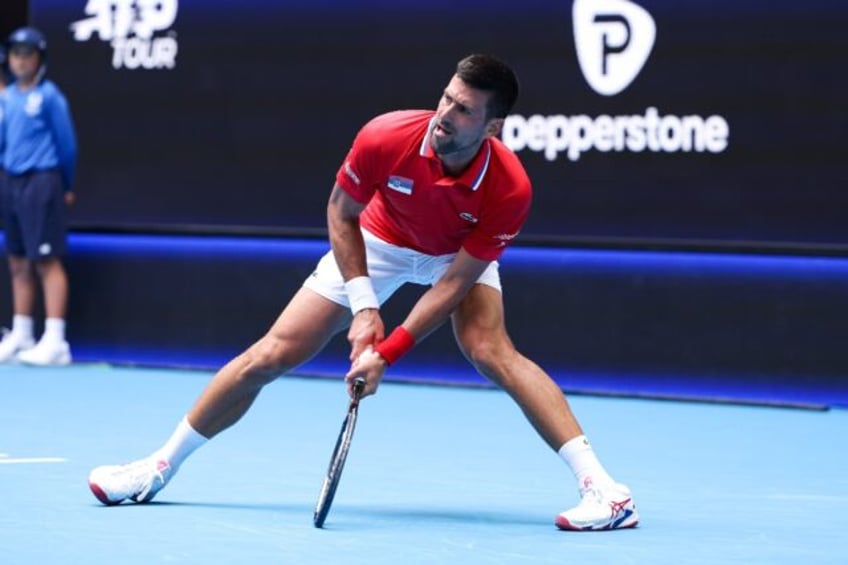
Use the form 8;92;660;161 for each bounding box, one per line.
88;458;173;505
16;338;71;366
556;481;639;531
0;330;35;363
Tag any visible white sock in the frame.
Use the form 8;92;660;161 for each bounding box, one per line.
154;416;208;470
12;315;34;340
43;318;66;343
558;435;615;492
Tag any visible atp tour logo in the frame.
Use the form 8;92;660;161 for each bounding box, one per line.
501;0;730;162
70;0;179;70
572;0;655;96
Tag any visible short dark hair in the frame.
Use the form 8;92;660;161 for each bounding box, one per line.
455;54;520;119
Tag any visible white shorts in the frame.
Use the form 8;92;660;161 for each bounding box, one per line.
303;229;501;309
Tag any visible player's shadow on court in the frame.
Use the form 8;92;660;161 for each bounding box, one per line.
350;506;546;527
88;500;309;514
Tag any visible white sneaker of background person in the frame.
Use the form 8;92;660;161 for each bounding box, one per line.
16;317;72;366
0;315;36;363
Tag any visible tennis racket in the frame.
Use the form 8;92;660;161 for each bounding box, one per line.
313;376;366;528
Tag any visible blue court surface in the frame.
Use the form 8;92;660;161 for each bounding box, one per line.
1;363;845;564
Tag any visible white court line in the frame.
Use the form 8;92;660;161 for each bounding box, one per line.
0;454;67;464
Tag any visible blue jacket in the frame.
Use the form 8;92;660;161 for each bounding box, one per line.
0;89;6;170
3;79;77;190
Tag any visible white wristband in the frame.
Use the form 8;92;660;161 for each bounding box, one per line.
344;276;379;315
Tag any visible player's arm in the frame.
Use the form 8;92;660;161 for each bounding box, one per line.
346;248;490;396
327;182;367;281
399;248;490;342
327;183;385;361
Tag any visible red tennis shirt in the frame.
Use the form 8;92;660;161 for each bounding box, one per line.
335;110;532;262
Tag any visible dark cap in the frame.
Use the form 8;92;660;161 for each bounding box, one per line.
7;26;48;53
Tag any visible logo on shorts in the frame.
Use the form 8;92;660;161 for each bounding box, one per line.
459;212;478;223
70;0;179;70
38;243;52;256
572;0;656;96
387;176;414;195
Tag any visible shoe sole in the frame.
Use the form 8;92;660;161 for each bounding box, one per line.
555;510;640;531
88;481;124;506
0;344;35;363
17;355;72;366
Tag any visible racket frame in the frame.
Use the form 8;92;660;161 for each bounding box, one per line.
313;377;365;528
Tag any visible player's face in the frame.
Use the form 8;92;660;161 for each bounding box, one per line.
8;45;40;83
431;75;502;164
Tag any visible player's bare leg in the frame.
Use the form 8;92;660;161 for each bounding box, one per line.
188;288;350;438
88;287;350;505
452;283;638;531
451;283;582;448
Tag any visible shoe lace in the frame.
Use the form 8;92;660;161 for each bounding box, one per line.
578;485;603;506
129;459;167;499
580;484;631;520
578;477;602;499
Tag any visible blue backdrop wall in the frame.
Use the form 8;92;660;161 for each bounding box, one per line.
3;233;843;408
2;1;845;408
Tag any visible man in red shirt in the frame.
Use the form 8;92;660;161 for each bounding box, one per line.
88;54;638;531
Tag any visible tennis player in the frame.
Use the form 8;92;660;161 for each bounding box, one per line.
89;54;638;531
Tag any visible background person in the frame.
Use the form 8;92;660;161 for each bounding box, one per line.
1;43;8;180
0;27;78;365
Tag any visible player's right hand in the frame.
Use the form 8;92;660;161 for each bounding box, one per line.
347;308;384;362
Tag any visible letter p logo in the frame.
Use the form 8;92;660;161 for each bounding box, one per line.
573;0;656;96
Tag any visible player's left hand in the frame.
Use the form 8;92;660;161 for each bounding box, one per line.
345;346;387;398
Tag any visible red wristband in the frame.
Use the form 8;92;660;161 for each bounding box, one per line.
374;326;415;365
